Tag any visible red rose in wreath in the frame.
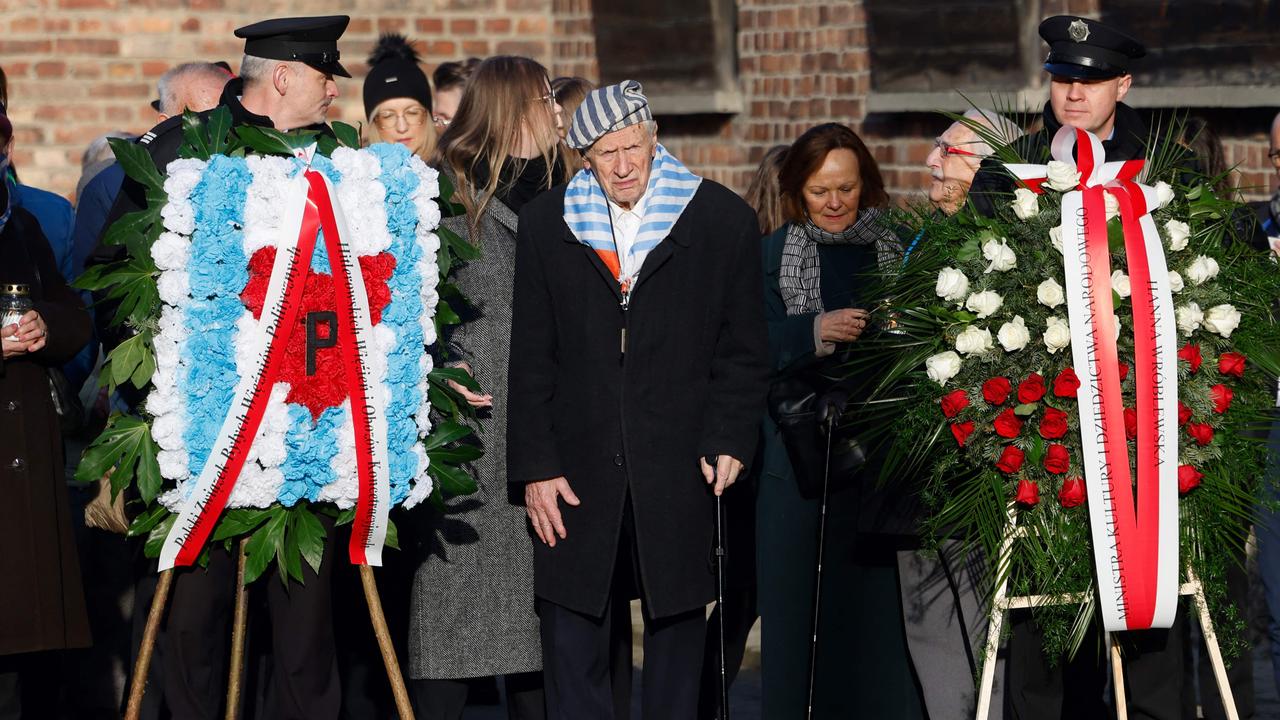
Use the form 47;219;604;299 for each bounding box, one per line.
983;377;1012;405
1053;367;1080;398
1186;422;1214;447
940;389;969;418
1123;407;1137;440
1039;406;1068;439
1017;373;1046;403
1043;443;1070;474
996;445;1025;474
1178;344;1202;373
1178;465;1203;494
1210;384;1233;414
993;408;1023;438
1218;352;1246;378
951;421;975;447
1058;477;1085;508
1117;362;1130;382
1015;478;1039;506
1178;402;1193;426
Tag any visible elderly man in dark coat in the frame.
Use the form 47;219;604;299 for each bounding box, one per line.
506;80;769;719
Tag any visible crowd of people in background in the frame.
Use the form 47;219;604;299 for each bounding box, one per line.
2;11;1280;720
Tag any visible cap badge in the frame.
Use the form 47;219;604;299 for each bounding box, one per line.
1068;19;1090;42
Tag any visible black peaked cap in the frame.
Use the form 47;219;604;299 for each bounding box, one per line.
235;15;351;78
1039;15;1145;80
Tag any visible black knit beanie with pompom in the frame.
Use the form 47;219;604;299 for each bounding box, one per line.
362;34;433;119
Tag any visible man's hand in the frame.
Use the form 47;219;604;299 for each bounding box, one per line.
2;311;47;359
447;361;493;409
524;476;581;547
819;308;869;343
700;455;745;496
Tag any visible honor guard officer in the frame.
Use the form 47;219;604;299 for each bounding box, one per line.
88;16;352;720
968;15;1152;217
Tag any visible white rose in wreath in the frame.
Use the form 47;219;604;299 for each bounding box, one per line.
997;315;1031;352
1185;255;1219;285
1044;316;1071;354
1203;304;1242;338
1045;160;1081;192
925;351;962;386
1049;226;1064;254
964;290;1003;318
935;267;970;303
1154;181;1175;209
1164;219;1190;252
1037;278;1065;309
1176;302;1203;336
1110;269;1131;298
1168;270;1184;293
954;325;994;356
982;237;1017;273
1011;188;1040;219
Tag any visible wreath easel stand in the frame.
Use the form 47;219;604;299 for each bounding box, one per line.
974;507;1239;720
123;541;415;720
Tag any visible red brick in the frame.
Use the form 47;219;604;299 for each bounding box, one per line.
59;0;117;8
348;18;372;34
377;17;407;32
10;17;39;33
450;19;478;35
415;18;444;34
180;17;201;32
461;40;491;55
33;62;67;79
516;17;548;34
484;18;513;34
425;41;458;56
0;40;53;54
56;38;121;55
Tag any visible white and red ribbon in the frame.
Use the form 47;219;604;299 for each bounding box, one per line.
160;166;391;570
1005;128;1178;631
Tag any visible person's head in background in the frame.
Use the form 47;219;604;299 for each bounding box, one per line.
551;76;595;175
1182;116;1232;200
155;62;234;122
363;34;436;160
744;144;789;235
926;108;1023;216
76;131;137;199
431;57;481;130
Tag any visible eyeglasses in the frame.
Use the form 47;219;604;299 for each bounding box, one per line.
1269;149;1280;168
433;115;451;128
532;92;556;108
373;105;429;130
933;138;982;158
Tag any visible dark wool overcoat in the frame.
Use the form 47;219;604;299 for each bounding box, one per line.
0;207;92;656
506;179;769;620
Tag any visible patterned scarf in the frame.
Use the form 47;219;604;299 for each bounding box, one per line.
779;208;900;316
563;144;701;294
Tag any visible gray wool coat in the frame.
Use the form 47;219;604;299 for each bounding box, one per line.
407;193;542;679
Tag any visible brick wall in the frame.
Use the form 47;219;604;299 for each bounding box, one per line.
1;0;1276;207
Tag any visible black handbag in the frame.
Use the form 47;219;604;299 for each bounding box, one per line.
767;372;867;500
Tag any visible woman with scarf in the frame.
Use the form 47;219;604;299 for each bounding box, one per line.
757;123;925;718
407;55;565;720
0;104;93;716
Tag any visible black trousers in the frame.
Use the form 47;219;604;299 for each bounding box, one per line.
161;524;340;720
411;673;545;720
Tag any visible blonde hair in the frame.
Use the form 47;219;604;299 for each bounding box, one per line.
431;56;566;223
744;144;789;235
363;102;438;162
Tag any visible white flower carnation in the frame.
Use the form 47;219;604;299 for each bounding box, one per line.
1154;181;1175;209
964;290;1003;319
1110;269;1131;298
1045;160;1081;192
982;237;1017;274
1037;278;1065;308
1203;304;1242;338
925;351;963;386
997;315;1031;352
1044;316;1071;354
935;267;970;303
1185;255;1219;285
1164;219;1190;252
1011;188;1040;219
1176;302;1203;336
1168;270;1184;293
954;325;994;356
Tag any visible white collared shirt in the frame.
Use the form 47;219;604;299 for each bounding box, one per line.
607;193;647;287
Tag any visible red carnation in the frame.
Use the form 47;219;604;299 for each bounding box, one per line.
1178;465;1203;494
996;445;1025;474
1218;352;1246;378
1018;373;1047;403
993;408;1023;438
1039;406;1069;439
1187;422;1214;446
1118;363;1130;382
1178;402;1193;426
1058;477;1086;508
983;377;1012;405
1210;384;1233;414
1053;367;1080;398
1043;443;1071;474
1178;344;1203;373
951;421;976;447
1015;478;1040;506
940;389;970;418
1123;407;1137;440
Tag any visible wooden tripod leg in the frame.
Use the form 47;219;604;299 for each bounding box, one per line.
225;538;251;720
1109;635;1128;720
1190;577;1240;720
360;564;414;720
974;596;1006;720
126;569;174;720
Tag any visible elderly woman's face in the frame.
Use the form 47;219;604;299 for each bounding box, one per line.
803;148;862;233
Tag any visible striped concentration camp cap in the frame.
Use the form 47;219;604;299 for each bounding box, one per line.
566;79;653;150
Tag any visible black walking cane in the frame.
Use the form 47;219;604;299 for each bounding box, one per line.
705;454;731;720
805;400;840;720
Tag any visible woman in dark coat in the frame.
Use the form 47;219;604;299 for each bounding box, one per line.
756;123;924;719
406;55;566;719
0;116;93;714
